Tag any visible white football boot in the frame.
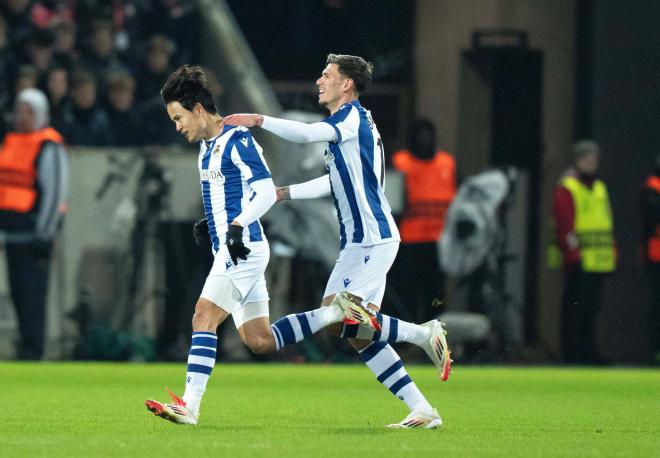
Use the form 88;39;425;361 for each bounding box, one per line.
386;408;443;429
145;388;198;425
334;291;381;331
421;320;452;381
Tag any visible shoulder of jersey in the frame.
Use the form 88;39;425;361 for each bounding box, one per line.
225;124;249;135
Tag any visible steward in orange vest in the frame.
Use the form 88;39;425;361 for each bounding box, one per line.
393;148;456;243
0;88;68;360
640;155;660;362
641;173;660;265
390;119;457;323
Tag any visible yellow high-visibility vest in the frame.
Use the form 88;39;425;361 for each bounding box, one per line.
562;176;615;272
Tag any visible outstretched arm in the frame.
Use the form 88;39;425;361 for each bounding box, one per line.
277;174;332;202
223;114;338;143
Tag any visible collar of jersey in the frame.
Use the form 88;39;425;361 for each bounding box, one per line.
202;124;236;149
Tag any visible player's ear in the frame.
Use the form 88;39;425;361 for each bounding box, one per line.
192;102;204;116
343;78;354;93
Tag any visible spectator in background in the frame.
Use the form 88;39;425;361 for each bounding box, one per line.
390;119;457;323
80;20;128;85
641;153;660;364
1;0;33;49
0;16;17;137
136;0;199;64
135;34;176;105
0;88;69;359
13;64;39;98
552;140;616;364
43;62;69;130
30;0;75;29
50;19;78;68
105;71;141;147
2;65;38;131
59;69;113;145
135;36;184;146
26;28;56;78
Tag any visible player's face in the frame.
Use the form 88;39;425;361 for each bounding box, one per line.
316;63;348;111
167;101;203;143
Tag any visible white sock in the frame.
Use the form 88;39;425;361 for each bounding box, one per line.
182;332;217;417
358;341;433;412
340;314;432;347
270;305;343;350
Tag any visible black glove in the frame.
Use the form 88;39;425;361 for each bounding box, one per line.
193;218;209;246
226;224;251;265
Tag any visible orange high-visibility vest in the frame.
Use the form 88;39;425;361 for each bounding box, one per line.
645;176;660;262
0;127;64;213
392;149;456;243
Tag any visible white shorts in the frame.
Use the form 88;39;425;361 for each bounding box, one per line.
200;241;270;327
323;241;399;308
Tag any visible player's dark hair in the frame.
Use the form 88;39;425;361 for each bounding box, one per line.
160;64;217;113
326;53;373;94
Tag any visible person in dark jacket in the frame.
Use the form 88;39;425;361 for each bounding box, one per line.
59;69;113;146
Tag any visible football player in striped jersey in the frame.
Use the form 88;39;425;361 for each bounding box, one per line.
225;54;451;429
145;65;382;425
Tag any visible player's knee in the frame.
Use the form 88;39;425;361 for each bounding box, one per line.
191;311;211;331
191;302;219;331
245;334;274;354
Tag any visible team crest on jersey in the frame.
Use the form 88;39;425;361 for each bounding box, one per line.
213;145;221;157
200;168;225;184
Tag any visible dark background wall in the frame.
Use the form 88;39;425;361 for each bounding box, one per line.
585;0;660;362
227;0;414;83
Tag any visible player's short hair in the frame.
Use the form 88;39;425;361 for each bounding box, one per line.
326;53;373;94
161;64;217;113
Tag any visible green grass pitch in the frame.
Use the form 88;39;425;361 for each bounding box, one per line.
1;363;658;457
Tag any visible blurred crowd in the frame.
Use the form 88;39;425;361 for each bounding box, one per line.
0;0;204;147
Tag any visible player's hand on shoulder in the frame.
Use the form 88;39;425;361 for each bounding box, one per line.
223;114;263;128
275;186;290;202
226;223;251;265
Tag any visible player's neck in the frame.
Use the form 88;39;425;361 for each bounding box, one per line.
201;114;224;140
328;95;358;115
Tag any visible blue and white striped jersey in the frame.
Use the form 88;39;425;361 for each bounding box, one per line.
198;124;272;253
322;100;400;249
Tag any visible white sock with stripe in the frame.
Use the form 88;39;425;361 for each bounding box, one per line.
358;341;433;413
182;332;217;417
341;314;431;348
270;305;344;350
